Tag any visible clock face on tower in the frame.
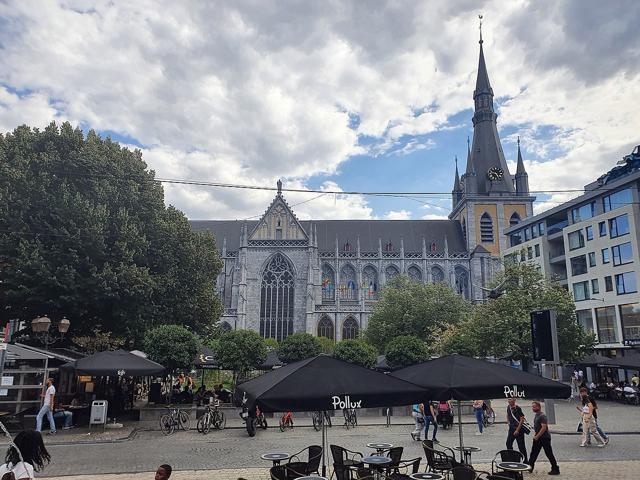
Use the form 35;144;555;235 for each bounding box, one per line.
487;166;504;181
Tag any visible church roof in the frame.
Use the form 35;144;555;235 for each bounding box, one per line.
474;41;493;97
190;219;467;253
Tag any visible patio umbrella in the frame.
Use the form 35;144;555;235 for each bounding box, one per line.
259;350;284;370
193;347;220;370
236;354;429;476
392;354;571;455
598;351;640;370
60;349;165;376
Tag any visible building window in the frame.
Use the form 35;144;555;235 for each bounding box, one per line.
461;217;467;243
612;242;633;266
538;222;546;235
602;248;610;264
520;249;526;262
384;242;394;252
571;202;596;223
385;265;400;282
620;303;640;345
454;266;470;299
407;265;422;282
339;264;357;300
510;231;522;247
260;253;295;341
534;244;540;257
568;230;585;250
531;225;538;239
524;228;530;241
609;214;630;238
576;309;594;334
219;321;232;333
343;242;352;252
317;316;334;340
616;271;638;295
573;281;590;301
603;188;632;212
509;212;521;227
321;264;336;301
570;255;588;276
430;242;437;252
605;276;613;292
585;225;594;241
588;252;596;267
431;266;445;283
362;265;378;300
342;317;359;340
591;279;600;295
595;306;618;344
599;221;607;237
480;213;494;243
527;247;533;260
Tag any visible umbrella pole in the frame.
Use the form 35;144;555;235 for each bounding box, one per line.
457;400;464;456
322;410;327;477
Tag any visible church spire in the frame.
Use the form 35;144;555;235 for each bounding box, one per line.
453;156;461;190
515;136;530;195
452;155;462;209
464;135;474;175
475;15;493;98
516;136;526;174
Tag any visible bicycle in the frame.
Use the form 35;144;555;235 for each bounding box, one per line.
159;406;191;435
312;411;332;431
343;408;357;429
279;411;294;431
197;400;226;434
482;401;495;427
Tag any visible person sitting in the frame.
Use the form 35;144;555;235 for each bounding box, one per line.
155;464;172;480
214;384;231;403
0;430;51;480
436;400;454;428
53;406;74;430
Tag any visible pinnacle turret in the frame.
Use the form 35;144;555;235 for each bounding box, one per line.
515;136;530;195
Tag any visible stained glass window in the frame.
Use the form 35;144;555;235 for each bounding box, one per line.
362;265;378;300
342;317;359;340
260;253;294;341
317;316;334;340
431;265;445;283
339;264;357;300
408;265;422;282
454;266;469;298
385;265;400;282
321;264;335;301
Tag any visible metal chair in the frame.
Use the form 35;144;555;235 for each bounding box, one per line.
331;444;364;480
270;464;306;480
491;450;526;479
422;440;455;476
452;465;478;480
385;446;404;473
288;445;323;476
387;457;422;480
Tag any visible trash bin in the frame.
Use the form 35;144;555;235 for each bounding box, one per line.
90;400;108;429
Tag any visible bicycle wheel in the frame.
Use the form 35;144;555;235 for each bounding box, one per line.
202;411;212;434
279;416;286;432
312;412;322;432
261;417;268;429
159;414;174;435
196;413;206;434
326;413;332;428
178;409;191;431
487;410;496;425
352;410;357;427
343;410;350;430
214;411;226;430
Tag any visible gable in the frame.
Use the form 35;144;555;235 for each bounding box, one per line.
249;196;308;241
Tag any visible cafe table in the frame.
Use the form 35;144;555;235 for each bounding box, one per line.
409;473;445;480
366;442;394;454
362;455;391;480
261;452;290;467
496;461;530;480
453;446;481;465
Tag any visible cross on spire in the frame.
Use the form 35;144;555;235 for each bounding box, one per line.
479;14;483;44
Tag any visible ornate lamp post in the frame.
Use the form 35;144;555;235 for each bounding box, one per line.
31;315;71;350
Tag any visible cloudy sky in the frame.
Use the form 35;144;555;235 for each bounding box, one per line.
1;0;638;221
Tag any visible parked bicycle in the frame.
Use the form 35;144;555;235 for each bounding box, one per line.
312;411;332;431
343;408;357;429
197;400;226;434
279;411;294;431
159;406;191;435
482;401;495;427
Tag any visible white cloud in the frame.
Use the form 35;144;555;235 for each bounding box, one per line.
421;213;449;220
384;209;412;220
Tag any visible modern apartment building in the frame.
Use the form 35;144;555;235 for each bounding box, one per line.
503;147;640;355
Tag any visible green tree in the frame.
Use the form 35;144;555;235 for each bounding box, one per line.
316;336;336;354
366;276;470;352
439;263;596;364
72;327;125;354
384;335;429;369
333;339;377;368
277;333;321;363
0;123;223;343
264;337;279;351
143;324;200;373
215;330;267;385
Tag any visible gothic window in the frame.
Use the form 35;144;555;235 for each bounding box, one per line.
342;317;359;340
385;265;400;282
260;253;294;341
321;264;335;301
362;265;378;300
407;265;422;282
430;242;437;252
219;321;232;333
431;265;445;283
317;316;334;340
454;266;470;299
461;218;467;243
343;242;352;252
480;212;494;243
339;264;357;300
384;242;394;252
509;212;521;227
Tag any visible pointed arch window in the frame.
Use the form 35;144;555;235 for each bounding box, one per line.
339;264;357;301
362;265;378;300
430;242;437;252
480;212;494;243
461;218;467;243
343;242;352;252
219;321;232;333
321;263;335;301
454;265;470;299
317;316;334;340
260;253;294;341
431;265;445;283
385;265;400;283
384;242;394;252
509;212;521;227
407;265;422;282
342;317;359;340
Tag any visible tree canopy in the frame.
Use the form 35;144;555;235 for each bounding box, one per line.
143;324;200;373
384;335;429;369
215;330;267;380
277;333;321;363
333;339;377;368
0;123;223;343
366;276;470;352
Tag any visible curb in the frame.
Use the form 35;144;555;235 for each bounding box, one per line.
0;427;141;447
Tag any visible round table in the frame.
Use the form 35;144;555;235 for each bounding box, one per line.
261;453;290;466
366;442;394;454
497;462;530;480
362;456;392;480
453;446;481;465
297;477;328;480
410;473;445;480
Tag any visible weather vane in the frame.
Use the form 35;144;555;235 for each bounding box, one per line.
479;14;483;44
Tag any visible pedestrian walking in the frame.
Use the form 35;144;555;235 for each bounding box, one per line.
472;399;484;435
577;387;609;445
527;401;560;475
423;401;439;443
410;403;424;441
35;378;56;435
632;372;639;388
505;398;528;459
579;392;606;447
155;464;172;480
0;430;51;479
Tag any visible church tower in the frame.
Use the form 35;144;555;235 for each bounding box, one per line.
450;18;535;256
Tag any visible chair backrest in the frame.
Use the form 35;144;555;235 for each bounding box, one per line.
452;465;477;480
307;445;323;472
386;446;404;467
270;465;287;480
421;441;435;468
330;444;345;465
499;449;525;463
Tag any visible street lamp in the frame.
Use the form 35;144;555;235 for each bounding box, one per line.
31;315;71;349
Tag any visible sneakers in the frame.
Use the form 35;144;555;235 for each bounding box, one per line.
475;431;482;436
548;467;560;476
580;442;587;447
604;437;610;445
410;432;421;441
596;442;606;448
47;431;57;436
433;439;440;444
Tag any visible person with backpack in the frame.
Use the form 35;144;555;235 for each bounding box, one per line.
0;430;51;479
506;397;528;459
410;403;424;441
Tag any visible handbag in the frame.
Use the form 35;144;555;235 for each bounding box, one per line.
509;407;531;435
577;422;583;433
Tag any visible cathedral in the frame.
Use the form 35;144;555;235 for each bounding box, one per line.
190;34;535;341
